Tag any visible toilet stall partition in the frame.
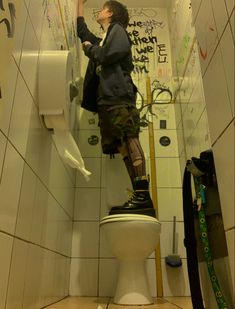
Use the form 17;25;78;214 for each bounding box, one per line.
145;76;164;297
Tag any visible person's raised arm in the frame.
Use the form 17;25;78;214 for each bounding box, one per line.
77;0;84;17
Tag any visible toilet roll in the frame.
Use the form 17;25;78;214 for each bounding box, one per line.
38;50;91;180
52;128;91;181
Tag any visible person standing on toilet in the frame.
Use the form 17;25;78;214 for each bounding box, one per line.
76;0;155;215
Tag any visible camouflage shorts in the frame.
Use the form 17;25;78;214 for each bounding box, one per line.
97;104;140;154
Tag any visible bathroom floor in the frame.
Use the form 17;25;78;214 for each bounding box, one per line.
45;297;193;308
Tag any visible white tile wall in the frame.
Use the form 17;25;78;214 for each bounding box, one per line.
171;0;235;303
20;15;40;97
74;188;100;221
0;232;13;309
27;0;45;42
154;130;179;158
0;0;76;307
98;259;119;297
41;250;58;306
5;238;29;309
229;9;234;40
8;73;35;156
161;259;190;296
12;2;28;66
101;155;132;195
219;22;235;116
0;142;24;234
194;0;218;75
191;0;202;25
0;56;19;136
15;163;37;241
22;244;44;308
30;179;48;245
225;0;235;16
213;122;235;231
186;108;211;158
198;109;211;151
153;105;177;130
0;132;7;176
72;222;99;258
211;0;229;39
176;122;185;156
157;188;183;221
203;45;233;143
70;258;99;296
156;158;181;188
76;129;102;158
76;107;99;130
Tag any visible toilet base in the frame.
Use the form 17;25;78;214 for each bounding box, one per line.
114;260;153;305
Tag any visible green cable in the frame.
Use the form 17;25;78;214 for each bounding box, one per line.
194;176;228;309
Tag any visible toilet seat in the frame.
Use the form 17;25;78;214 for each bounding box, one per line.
100;214;160;225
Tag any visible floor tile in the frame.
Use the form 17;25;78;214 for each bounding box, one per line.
165;297;193;309
108;298;179;308
45;297;109;308
44;297;193;309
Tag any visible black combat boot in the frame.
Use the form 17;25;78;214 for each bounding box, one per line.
109;177;156;217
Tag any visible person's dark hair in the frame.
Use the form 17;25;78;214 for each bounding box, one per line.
104;0;129;28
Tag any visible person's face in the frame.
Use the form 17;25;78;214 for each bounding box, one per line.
96;5;113;25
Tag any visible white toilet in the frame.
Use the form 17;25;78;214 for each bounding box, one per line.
100;213;161;305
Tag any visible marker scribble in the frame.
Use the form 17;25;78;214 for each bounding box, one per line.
0;0;16;38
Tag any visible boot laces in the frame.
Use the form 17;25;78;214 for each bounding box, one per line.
126;188;147;202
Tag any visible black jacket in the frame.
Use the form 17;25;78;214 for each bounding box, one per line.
77;17;137;112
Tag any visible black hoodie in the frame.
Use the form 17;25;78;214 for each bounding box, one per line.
77;16;137;112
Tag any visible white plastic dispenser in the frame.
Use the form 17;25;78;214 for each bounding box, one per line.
38;50;91;181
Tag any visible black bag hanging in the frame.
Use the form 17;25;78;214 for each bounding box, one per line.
182;166;205;309
184;149;229;309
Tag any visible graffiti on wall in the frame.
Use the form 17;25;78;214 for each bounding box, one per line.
136;78;173;127
0;0;16;100
0;0;16;38
128;8;168;77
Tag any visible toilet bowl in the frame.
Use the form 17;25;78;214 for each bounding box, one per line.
100;214;161;305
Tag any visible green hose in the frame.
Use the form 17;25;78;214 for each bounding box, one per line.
194;176;228;309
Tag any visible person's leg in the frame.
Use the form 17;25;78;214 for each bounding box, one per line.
117;142;135;185
118;136;146;181
125;137;146;178
101;104;154;215
116;137;153;212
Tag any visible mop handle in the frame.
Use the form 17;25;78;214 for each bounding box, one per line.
172;216;176;254
146;76;164;297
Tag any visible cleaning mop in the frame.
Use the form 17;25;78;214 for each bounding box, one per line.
165;216;182;267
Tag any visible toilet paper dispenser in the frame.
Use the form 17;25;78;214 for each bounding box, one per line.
38;50;91;181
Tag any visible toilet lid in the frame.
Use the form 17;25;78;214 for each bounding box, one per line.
100;213;160;225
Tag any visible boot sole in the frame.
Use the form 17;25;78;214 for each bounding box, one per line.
109;207;156;218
